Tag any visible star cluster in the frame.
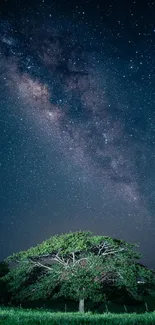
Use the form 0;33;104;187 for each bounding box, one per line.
0;0;155;268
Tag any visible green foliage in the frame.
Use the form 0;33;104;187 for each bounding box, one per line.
17;271;60;302
5;263;35;294
54;255;105;302
0;261;10;304
0;261;9;277
1;307;155;325
7;231;140;261
7;231;93;261
4;231;155;307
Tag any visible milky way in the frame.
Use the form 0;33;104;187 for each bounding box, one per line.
0;13;154;245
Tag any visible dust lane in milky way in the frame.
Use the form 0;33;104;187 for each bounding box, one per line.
0;8;155;267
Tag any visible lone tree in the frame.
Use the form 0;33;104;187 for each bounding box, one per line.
4;231;155;312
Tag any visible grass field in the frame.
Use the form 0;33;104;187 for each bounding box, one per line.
1;307;155;325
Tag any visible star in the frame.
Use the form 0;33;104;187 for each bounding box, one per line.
0;0;155;270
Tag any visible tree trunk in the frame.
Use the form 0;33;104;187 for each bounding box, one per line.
79;298;85;313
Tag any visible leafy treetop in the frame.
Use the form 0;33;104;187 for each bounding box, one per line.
7;230;140;263
4;231;155;310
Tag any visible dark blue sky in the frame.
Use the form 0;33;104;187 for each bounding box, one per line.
0;0;155;269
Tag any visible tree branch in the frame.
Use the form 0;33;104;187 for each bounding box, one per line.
29;259;52;271
101;248;125;256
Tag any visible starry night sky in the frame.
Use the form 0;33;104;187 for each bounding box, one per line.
0;0;155;268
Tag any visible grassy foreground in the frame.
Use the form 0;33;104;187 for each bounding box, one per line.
1;307;155;325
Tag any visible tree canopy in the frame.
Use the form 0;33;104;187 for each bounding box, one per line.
4;231;155;312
